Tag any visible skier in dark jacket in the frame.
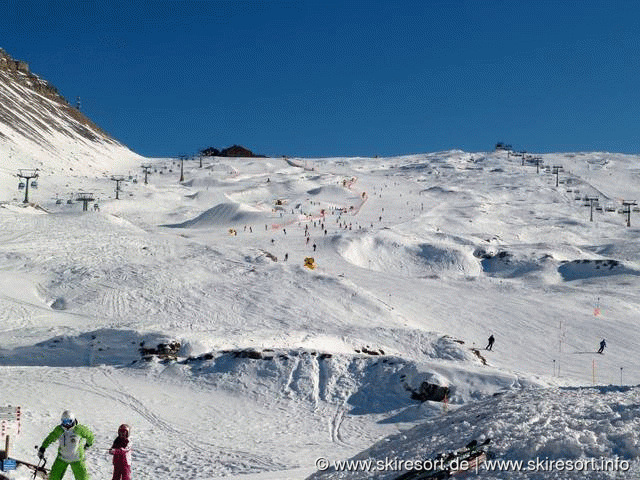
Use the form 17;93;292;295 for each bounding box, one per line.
598;339;606;354
486;335;495;351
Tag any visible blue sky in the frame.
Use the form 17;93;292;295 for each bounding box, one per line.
2;0;640;158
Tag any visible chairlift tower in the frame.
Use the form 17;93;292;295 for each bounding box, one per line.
110;175;126;200
622;200;637;227
141;165;152;185
533;156;543;174
17;169;39;203
76;192;95;211
552;165;563;187
178;155;185;182
586;196;599;222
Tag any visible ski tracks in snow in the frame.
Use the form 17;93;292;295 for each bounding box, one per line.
86;369;283;473
88;369;181;435
26;367;284;477
282;353;353;448
330;404;349;447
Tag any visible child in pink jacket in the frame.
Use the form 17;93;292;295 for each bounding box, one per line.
109;424;131;480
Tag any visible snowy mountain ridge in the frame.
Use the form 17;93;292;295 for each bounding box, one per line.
0;47;140;200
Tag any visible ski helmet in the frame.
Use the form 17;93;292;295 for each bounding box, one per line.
118;424;130;437
61;410;76;428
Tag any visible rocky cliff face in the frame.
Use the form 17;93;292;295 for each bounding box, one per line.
0;48;139;180
1;49;55;96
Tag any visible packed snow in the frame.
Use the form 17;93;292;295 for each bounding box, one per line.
0;146;640;479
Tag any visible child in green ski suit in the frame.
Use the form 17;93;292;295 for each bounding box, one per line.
38;410;94;480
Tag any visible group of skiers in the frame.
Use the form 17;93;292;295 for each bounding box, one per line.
37;410;131;480
485;335;607;354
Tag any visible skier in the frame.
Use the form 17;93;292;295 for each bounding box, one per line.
38;410;94;480
486;334;495;351
598;339;606;354
109;424;131;480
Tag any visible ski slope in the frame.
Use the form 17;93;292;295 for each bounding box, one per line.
0;149;640;479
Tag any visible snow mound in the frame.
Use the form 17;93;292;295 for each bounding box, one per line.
182;346;518;417
181;177;232;189
0;329;169;367
338;231;480;277
226;185;274;204
307;185;355;199
475;249;552;279
307;386;640;480
0;203;48;215
422;186;458;195
558;259;640;281
164;202;265;228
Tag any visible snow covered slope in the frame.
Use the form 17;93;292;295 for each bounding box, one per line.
1;149;640;480
0;48;140;199
308;385;640;479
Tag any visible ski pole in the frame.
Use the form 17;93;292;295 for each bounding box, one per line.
32;445;47;480
36;457;47;480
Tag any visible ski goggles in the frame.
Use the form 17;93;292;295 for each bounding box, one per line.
61;418;74;427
